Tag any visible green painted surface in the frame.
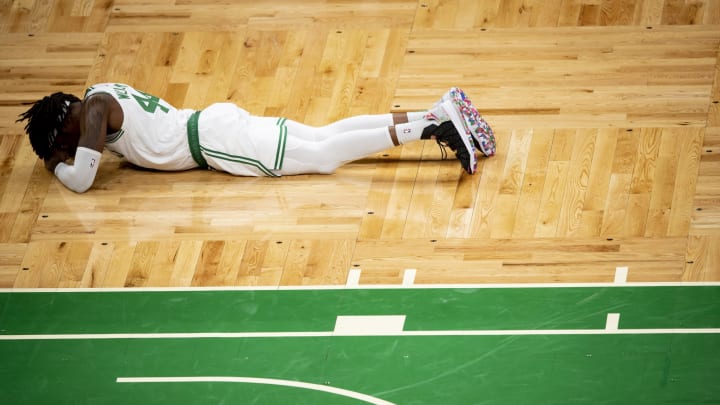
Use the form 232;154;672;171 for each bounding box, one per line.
0;287;719;404
2;287;720;334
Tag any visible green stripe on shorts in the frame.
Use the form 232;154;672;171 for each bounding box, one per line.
274;118;287;170
201;146;278;177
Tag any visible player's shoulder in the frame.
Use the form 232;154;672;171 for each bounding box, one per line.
81;89;121;118
84;83;136;99
83;91;115;105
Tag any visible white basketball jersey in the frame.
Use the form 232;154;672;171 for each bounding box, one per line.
84;83;197;171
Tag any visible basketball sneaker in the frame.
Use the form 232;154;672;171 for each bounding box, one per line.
421;121;474;174
424;100;477;174
428;87;496;157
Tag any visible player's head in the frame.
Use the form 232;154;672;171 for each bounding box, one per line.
16;92;81;160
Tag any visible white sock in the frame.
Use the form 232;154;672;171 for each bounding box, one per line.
394;119;433;144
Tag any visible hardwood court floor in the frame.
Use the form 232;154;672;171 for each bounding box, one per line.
1;0;719;288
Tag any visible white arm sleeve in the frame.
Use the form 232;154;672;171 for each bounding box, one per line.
54;147;102;193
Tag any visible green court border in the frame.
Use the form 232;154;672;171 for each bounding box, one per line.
2;282;719;404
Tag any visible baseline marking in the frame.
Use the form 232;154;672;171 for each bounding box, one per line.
334;315;406;336
402;269;416;286
3;328;719;340
346;269;362;287
116;376;395;405
3;281;720;293
605;313;620;331
614;267;628;283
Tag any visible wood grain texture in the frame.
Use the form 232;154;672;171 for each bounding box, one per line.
1;0;718;287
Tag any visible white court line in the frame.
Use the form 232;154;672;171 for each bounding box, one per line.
402;269;416;286
605;313;620;330
334;315;406;335
3;328;719;340
346;269;362;287
117;376;395;405
0;332;334;340
3;281;719;293
614;267;628;283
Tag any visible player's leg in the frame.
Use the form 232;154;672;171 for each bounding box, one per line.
279;91;498;175
279;118;465;175
284;112;428;142
198;102;473;177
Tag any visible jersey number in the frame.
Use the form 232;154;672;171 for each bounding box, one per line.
132;91;170;114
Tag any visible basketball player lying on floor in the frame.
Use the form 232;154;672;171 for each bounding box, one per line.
17;83;496;193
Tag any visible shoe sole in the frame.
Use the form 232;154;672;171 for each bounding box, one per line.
441;100;478;174
445;88;496;157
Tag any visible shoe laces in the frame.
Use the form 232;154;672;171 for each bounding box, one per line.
428;121;472;173
436;135;471;173
435;140;449;160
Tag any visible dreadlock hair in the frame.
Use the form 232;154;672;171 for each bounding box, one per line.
16;92;81;160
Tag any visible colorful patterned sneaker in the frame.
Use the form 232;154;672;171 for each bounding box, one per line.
431;87;496;157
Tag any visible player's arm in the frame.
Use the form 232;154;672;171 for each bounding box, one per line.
53;94;111;193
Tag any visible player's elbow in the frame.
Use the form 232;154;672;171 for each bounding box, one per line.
54;147;102;193
67;177;94;193
56;167;96;193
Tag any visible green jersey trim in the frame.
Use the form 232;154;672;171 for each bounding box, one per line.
106;129;124;144
201;146;279;177
200;146;279;177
